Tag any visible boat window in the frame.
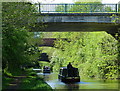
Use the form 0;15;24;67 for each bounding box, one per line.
62;69;67;76
67;68;79;77
59;69;61;75
73;68;79;76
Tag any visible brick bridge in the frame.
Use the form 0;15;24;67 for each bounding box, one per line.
39;38;68;47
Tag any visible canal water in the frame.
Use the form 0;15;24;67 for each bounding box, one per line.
37;72;119;90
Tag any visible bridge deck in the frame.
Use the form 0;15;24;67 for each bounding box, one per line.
38;13;120;16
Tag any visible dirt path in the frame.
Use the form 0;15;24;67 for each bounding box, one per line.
4;73;27;90
7;76;26;89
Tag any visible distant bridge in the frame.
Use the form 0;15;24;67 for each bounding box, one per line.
38;38;68;47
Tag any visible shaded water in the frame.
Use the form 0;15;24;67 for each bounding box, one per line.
37;72;119;90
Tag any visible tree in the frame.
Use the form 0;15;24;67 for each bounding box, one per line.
55;0;115;13
70;2;102;12
2;2;42;74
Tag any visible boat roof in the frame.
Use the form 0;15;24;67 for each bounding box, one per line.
60;67;67;69
60;67;78;70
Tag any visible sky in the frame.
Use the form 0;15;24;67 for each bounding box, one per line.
31;0;120;3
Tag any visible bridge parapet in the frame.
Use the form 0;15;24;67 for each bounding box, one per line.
35;3;119;13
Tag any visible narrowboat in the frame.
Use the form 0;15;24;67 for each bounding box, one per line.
43;66;51;73
33;69;42;73
58;67;80;83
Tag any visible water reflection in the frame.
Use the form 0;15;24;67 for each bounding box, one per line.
37;72;119;90
64;83;80;90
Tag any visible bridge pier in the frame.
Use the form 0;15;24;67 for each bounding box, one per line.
118;1;120;12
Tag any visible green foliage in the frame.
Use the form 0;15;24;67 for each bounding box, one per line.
74;0;102;2
72;2;102;12
55;0;114;13
2;2;43;75
48;32;119;79
2;2;37;29
55;2;103;13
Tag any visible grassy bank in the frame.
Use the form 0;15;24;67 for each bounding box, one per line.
2;76;14;89
2;68;53;90
19;76;52;90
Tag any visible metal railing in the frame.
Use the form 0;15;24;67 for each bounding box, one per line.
35;3;119;13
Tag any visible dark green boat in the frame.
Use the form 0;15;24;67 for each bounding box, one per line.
43;66;51;73
58;67;80;83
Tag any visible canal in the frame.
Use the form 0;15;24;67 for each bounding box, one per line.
37;72;119;90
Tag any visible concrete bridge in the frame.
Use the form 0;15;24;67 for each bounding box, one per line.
38;38;68;47
31;3;120;39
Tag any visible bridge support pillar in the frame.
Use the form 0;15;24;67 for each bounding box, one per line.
118;1;120;12
107;29;120;40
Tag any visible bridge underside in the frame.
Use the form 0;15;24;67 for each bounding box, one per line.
31;22;119;33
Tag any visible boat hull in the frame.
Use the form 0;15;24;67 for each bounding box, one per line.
58;75;80;83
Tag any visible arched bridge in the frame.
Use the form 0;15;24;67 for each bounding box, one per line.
39;38;68;47
31;3;120;39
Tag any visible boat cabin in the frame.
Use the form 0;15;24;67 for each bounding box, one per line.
58;67;80;83
43;66;50;73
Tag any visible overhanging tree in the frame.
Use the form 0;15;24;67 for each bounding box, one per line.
2;2;43;74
